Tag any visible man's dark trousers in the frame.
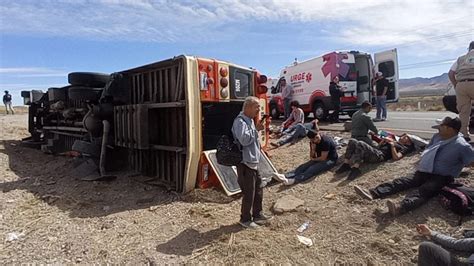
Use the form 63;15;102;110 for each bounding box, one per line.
236;163;263;222
370;171;454;212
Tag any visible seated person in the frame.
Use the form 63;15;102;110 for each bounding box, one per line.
336;133;416;180
354;117;474;217
270;119;319;148
281;100;304;132
273;130;338;185
351;101;378;146
416;224;474;266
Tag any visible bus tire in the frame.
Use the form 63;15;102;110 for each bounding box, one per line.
312;102;328;121
68;72;110;88
69;86;103;101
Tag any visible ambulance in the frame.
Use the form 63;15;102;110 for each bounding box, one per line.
268;49;399;120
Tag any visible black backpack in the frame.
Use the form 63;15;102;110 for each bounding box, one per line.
216;135;242;166
3;94;11;102
440;184;474;224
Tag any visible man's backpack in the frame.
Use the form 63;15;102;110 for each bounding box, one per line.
3;94;11;102
216;135;242;166
440;184;474;224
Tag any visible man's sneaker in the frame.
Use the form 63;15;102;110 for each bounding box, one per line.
239;220;260;229
273;173;288;183
253;213;273;225
373;118;381;122
335;163;352;174
382;118;387;121
347;168;362;180
354;185;374;200
284;178;295;186
386;200;401;217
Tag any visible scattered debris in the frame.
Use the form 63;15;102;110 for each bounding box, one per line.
5;232;24;242
297;235;313;247
297;221;310;233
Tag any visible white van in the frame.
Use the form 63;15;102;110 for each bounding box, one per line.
268;49;399;120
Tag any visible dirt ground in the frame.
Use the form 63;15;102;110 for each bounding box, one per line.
1;114;473;264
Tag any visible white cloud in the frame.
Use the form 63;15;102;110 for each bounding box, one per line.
0;67;67;77
0;0;472;53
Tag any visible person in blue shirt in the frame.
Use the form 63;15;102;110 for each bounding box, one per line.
354;116;474;217
232;96;272;229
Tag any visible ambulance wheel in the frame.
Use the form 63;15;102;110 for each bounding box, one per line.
270;104;281;120
313;102;328;121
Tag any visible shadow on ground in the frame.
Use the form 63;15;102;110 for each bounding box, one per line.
0;140;235;218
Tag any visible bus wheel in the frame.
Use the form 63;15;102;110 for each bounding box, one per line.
313;102;328;121
270;104;281;120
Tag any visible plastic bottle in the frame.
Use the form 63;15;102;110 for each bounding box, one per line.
297;221;310;233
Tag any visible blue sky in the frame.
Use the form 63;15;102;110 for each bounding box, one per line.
1;0;473;105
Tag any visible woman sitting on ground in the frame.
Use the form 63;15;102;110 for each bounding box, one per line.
335;133;416;180
273;130;338;185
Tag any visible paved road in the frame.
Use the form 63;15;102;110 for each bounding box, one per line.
319;111;456;139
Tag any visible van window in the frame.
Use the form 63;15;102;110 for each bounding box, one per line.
339;63;357;82
378;61;395;78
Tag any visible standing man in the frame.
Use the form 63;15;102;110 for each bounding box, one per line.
3;90;14;115
351;101;378;146
329;75;344;123
449;41;474;142
373;72;389;121
354;117;474;217
232;96;272;229
280;78;293;119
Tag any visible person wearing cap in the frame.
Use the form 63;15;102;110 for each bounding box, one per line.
3;90;14;115
354;116;474;217
449;41;474;142
273;130;338;186
351;101;378;146
373;71;389;122
280;78;294;119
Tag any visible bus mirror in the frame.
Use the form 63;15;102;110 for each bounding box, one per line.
358;76;369;85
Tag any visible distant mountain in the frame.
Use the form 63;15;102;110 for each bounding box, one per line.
399;73;449;87
399;73;450;96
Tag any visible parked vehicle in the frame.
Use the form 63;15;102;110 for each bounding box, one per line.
267;49;399;120
21;56;277;195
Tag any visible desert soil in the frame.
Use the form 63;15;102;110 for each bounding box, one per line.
1;114;473;264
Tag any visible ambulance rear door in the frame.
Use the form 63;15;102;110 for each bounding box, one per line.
374;48;399;103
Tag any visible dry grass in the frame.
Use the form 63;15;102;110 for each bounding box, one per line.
0;114;472;264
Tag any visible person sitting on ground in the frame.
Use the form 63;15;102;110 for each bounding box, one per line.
351;100;378;146
354;117;474;217
270;119;319;148
273;130;338;185
416;224;474;266
336;133;416;180
280;100;304;132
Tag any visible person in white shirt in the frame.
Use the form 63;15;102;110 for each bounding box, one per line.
280;78;294;119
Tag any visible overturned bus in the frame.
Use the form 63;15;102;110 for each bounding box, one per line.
21;55;278;195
